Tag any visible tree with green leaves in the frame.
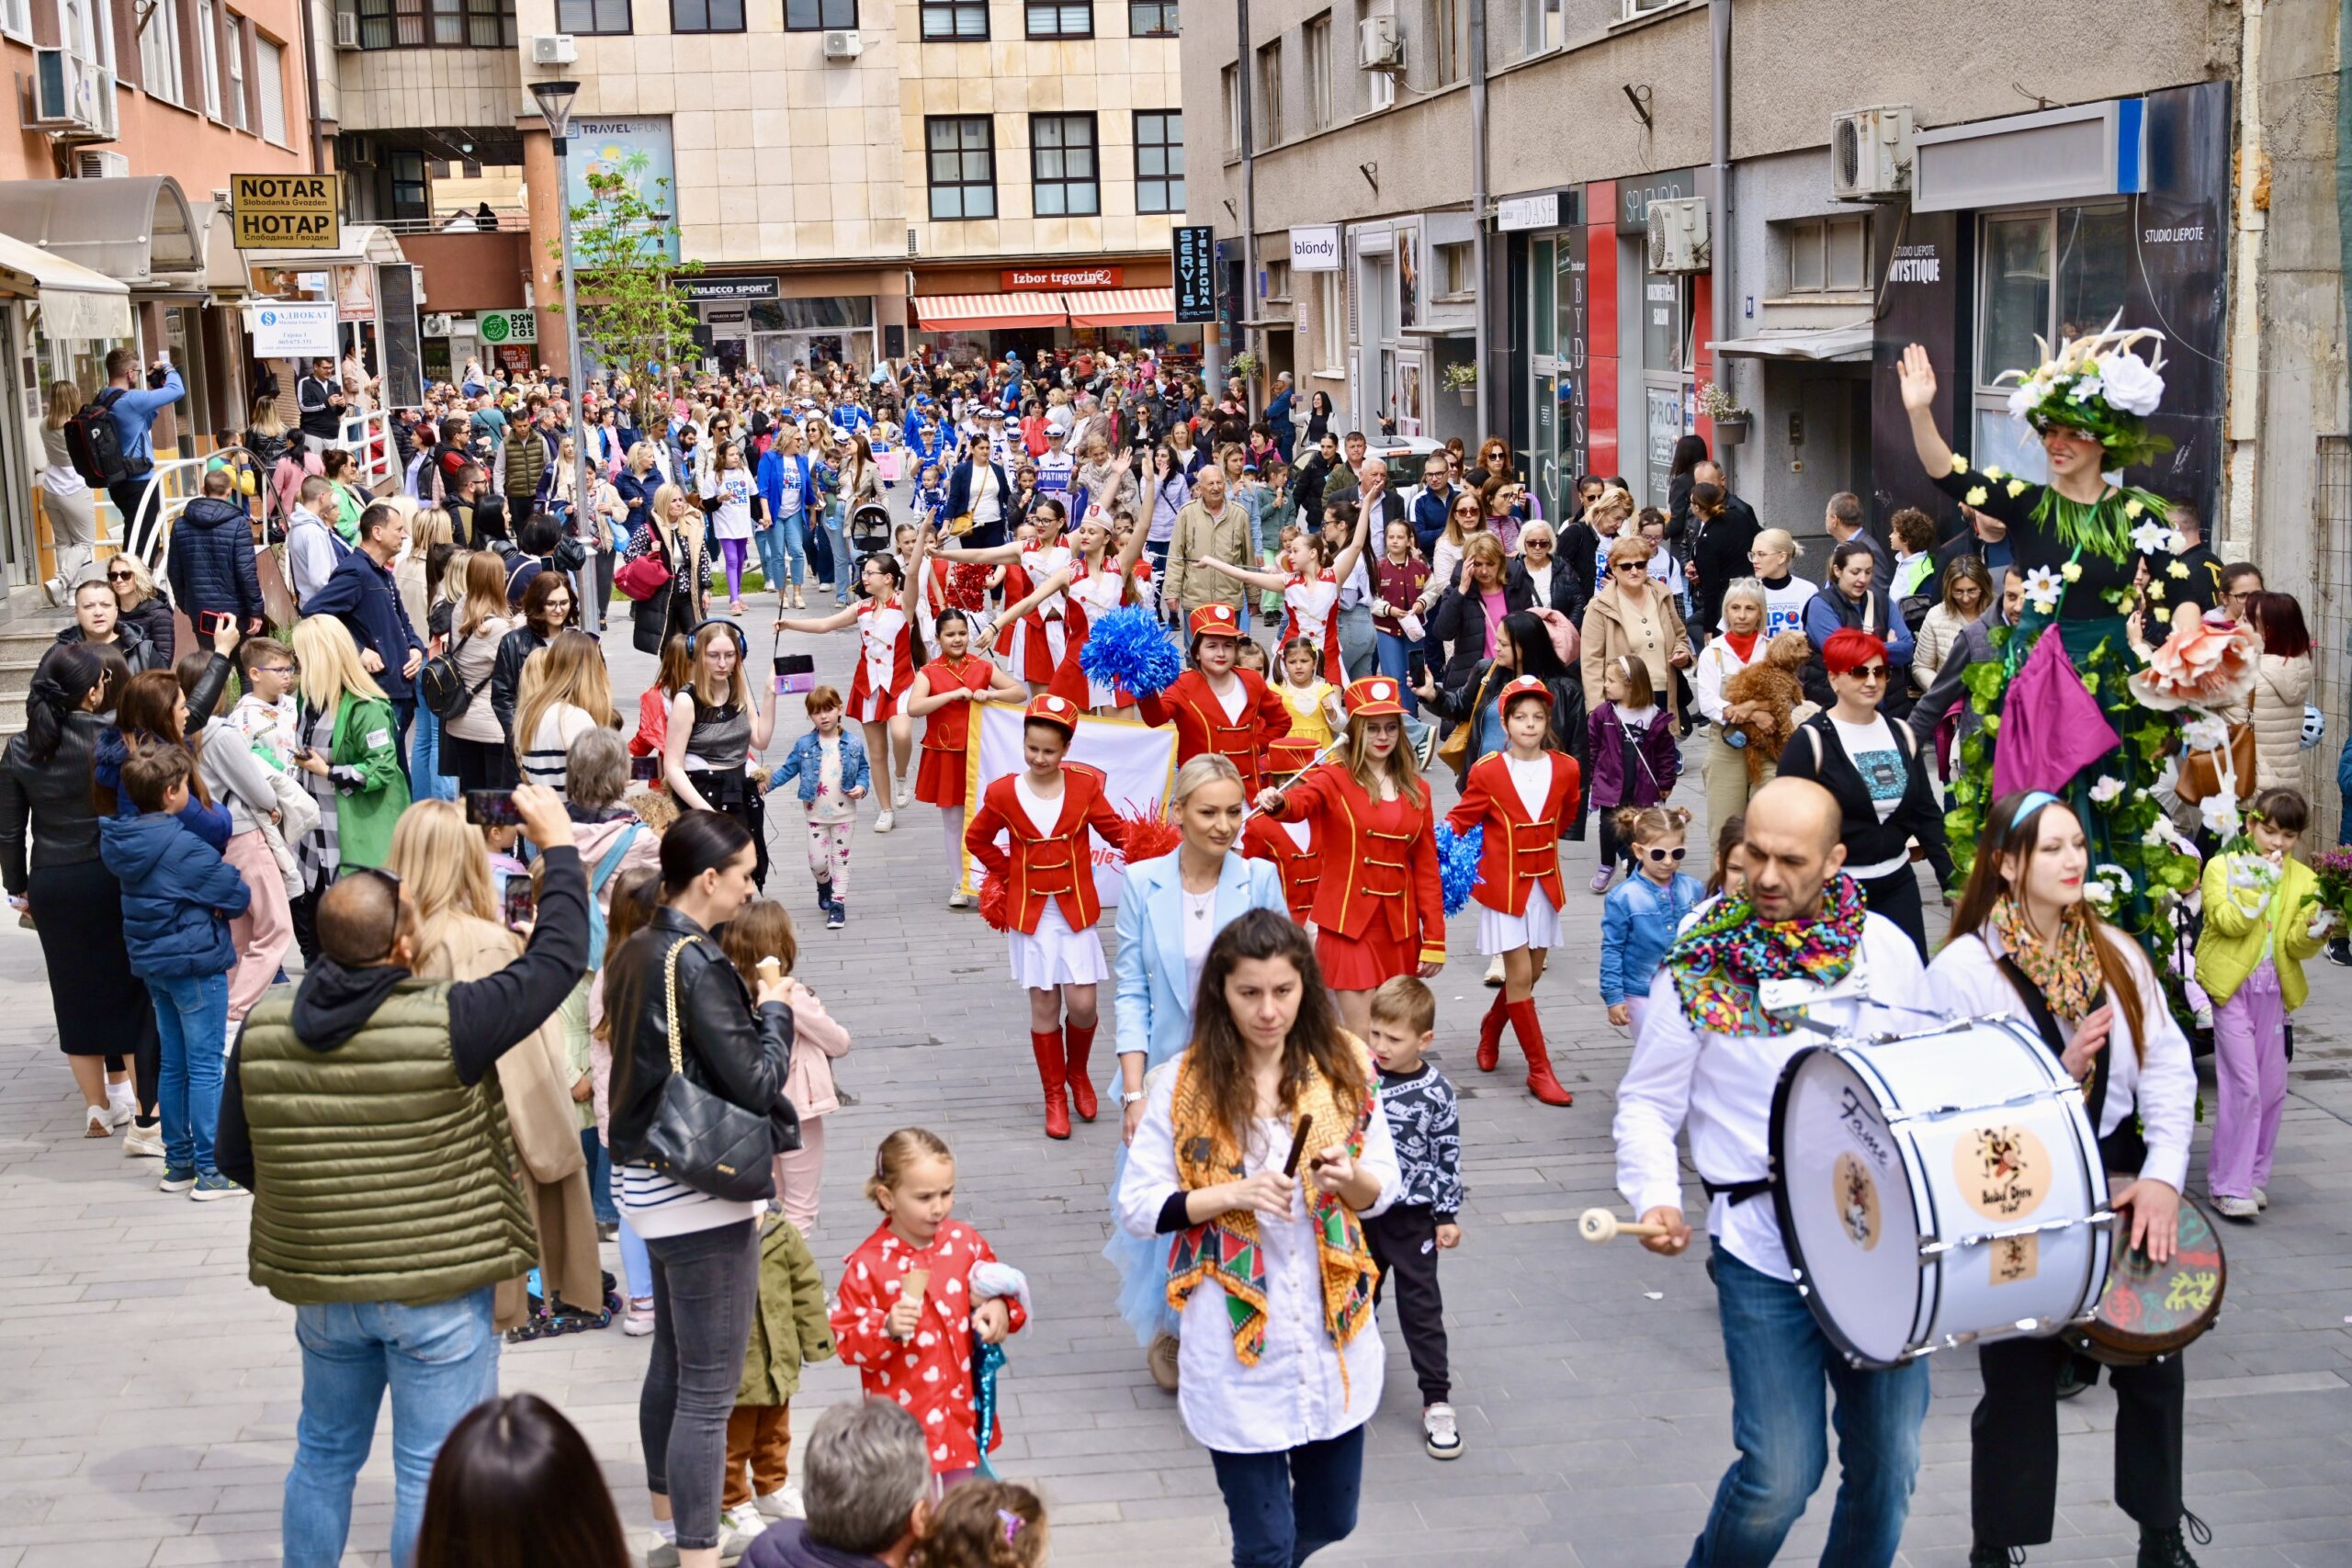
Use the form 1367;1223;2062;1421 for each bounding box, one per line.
554;161;703;388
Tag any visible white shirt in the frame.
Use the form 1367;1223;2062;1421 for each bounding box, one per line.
1521;558;1555;606
1206;671;1248;723
1612;913;1932;1281
1926;930;2195;1193
1117;1057;1399;1452
1181;886;1217;1001
1014;773;1061;837
1505;753;1551;818
1690;633;1765;726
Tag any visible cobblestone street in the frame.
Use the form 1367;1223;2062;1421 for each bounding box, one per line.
1;603;2350;1568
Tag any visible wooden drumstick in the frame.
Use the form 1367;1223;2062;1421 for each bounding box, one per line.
1578;1208;1675;1244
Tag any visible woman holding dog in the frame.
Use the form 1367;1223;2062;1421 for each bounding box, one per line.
1689;578;1779;837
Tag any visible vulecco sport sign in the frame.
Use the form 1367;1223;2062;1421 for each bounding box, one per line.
1289;226;1341;272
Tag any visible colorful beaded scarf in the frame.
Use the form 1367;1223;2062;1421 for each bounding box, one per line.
1667;874;1868;1036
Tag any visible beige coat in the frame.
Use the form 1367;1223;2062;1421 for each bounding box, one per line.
416;912;604;1326
2248;651;2314;792
1580;581;1692;719
1161;498;1252;616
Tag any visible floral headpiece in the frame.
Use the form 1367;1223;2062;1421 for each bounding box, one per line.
1996;312;2174;471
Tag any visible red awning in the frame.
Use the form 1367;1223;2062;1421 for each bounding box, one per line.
1065;287;1175;328
913;291;1069;331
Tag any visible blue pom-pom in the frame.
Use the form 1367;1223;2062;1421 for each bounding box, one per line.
1079;605;1185;697
1433;823;1485;919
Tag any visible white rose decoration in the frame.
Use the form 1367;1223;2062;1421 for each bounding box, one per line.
2088;775;2124;805
2005;380;2041;421
2180;714;2230;753
2097;351;2165;417
2199;793;2241;840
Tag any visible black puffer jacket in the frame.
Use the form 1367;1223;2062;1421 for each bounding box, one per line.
166;496;266;631
120;594;176;665
489;623;548;745
604;907;794;1177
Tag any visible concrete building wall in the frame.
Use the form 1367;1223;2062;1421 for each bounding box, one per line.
331;37;524;133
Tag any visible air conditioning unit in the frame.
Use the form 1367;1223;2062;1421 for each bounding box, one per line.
1830;104;1915;201
333;11;361;49
821;28;862;59
423;313;456;335
1357;15;1402;73
1647;195;1710;273
341;133;377;167
528;32;577;63
29;47;117;141
74;148;129;178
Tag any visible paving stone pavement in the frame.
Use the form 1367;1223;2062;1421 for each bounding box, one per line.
3;560;2352;1566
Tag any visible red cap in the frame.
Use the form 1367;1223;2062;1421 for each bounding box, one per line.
1267;736;1321;774
1496;673;1554;707
1187;604;1242;640
1342;676;1408;718
1023;693;1080;733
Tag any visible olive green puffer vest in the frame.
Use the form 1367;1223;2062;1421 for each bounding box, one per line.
239;978;538;1307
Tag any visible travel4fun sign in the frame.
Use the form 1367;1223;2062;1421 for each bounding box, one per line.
231;174;340;250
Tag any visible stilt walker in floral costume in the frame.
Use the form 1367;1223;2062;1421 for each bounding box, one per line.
1894;321;2201;958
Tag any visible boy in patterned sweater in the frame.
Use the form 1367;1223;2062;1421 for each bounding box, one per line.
1364;976;1464;1461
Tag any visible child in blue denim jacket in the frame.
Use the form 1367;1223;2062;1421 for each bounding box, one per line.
1599;805;1703;1035
914;464;949;531
768;685;870;930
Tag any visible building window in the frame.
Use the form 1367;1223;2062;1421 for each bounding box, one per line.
1126;0;1174;34
1620;0;1674;17
1024;2;1089;37
1255;38;1281;145
1972;204;2132;477
140;0;184;103
1302;13;1331;130
356;0;516;47
195;0;220;116
784;0;853;27
1781;215;1870;295
1031;113;1099;217
1519;0;1560;56
1317;271;1345;372
1221;63;1239;153
1435;241;1474;298
390;150;428;219
670;0;741;28
1430;0;1459;84
1133;109;1182;214
1266;258;1291;300
221;10;243;125
254;32;286;142
0;0;28;43
557;0;631;33
62;0;112;70
926;115;996;220
919;0;984;37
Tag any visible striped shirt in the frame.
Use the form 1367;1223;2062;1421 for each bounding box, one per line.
617;1163;763;1239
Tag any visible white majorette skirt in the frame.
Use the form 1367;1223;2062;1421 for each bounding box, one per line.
1478;886;1562;955
1010;615;1068;685
1008;897;1108;988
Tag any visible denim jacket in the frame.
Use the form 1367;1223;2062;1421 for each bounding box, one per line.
1599;870;1706;1006
767;728;870;807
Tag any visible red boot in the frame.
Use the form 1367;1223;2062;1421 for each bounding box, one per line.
1064;1021;1100;1122
1030;1030;1072;1139
1476;990;1509;1073
1506;1000;1574;1107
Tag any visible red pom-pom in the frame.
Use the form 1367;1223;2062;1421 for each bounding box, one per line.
1117;804;1182;863
977;864;1012;931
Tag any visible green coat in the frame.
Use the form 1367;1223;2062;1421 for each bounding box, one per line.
737;1214;836;1405
329;693;411;871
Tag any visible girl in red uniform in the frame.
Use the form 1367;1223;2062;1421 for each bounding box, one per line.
774;536;930;833
1187;498;1373;686
832;1127;1027;1482
1239;734;1328;926
933;493;1091;692
1442;674;1580;1106
1253;675;1444;1036
991;505;1152;713
963;694;1134;1138
1134;604;1294;797
904;607;1024;911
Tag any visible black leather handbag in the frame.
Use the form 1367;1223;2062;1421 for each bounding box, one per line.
639;938;798;1201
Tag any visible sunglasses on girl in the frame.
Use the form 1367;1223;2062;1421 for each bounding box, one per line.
1645;846;1688;863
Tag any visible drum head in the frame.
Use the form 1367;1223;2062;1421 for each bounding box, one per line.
2082;1194;2226;1363
1770;1046;1925;1366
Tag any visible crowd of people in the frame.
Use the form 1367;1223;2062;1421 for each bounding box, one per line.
0;328;2336;1568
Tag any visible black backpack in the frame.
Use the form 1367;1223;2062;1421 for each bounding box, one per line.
63;389;135;487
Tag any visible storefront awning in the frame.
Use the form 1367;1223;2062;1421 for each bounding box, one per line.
0;228;133;341
1066;287;1174;328
914;291;1069;332
0;175;202;289
1709;324;1875;363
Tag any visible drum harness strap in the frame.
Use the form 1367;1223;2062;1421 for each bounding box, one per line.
1996;954;2150;1174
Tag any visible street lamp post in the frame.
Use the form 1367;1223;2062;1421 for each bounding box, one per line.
530;77;599;626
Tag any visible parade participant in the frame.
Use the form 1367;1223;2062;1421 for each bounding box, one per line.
831;1129;1026;1481
1442;675;1579;1107
774;541;930;830
1925;790;2202;1568
1135;604;1293;797
1240;737;1325;925
904;608;1024;910
987;504;1152;712
1690;578;1776;830
963;694;1134;1138
1189;500;1373;686
1270;635;1345;747
662;622;779;888
1598;806;1703;1035
1253;677;1444;1036
1108;754;1288;1386
933;495;1078;692
1114;909;1396;1568
1611;776;1934;1568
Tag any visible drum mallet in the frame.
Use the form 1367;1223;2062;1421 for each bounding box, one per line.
1578;1208;1677;1244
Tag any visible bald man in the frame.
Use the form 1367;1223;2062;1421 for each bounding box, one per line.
1611;776;1936;1568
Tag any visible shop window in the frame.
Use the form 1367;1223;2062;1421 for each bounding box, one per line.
1024;2;1089;38
1302;13;1331;131
1133;109;1182;214
1127;0;1174;36
141;0;184;104
557;0;631;34
1972;203;2132;477
926;115;995;220
1031;114;1099;218
1255;37;1281;145
1781;214;1870;295
920;0;984;37
254;33;286;141
1435;241;1474;299
671;0;742;29
785;0;853;28
356;0;516;47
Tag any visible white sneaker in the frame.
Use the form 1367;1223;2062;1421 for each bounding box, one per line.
2212;1193;2259;1221
2255;1186;2269;1210
105;1085;135;1127
947;887;972;909
722;1502;768;1539
122;1122;165;1159
756;1480;804;1519
1422;1402;1463;1460
874;809;895;833
893;777;911;808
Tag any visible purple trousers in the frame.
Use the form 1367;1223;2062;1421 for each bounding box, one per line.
2209;959;2288;1200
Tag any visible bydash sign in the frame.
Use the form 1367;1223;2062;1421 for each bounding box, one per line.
1002;266;1124;289
231;174;341;250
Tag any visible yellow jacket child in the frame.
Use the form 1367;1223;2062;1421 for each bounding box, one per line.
2195;850;2326;1011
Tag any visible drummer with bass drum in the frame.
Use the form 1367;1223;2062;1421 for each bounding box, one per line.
1611;777;1938;1568
1927;790;2205;1568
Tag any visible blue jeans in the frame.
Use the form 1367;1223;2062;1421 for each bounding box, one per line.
1689;1249;1929;1568
820;502;854;602
408;702;457;803
147;972;229;1173
581;1126;617;1225
1374;628;1419;715
1209;1423;1365;1568
1334;602;1376;680
284;1287;500;1568
756;513;806;591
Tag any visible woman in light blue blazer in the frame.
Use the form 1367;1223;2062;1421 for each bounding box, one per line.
1104;752;1289;1385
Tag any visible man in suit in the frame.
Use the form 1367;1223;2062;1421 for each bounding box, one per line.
1826;491;1892;592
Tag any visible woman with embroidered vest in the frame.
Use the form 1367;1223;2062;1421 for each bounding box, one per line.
963;694;1134;1140
1115;909;1398;1568
1924;791;2202;1568
1108;754;1288;1389
211;783;592;1568
1774;628;1949;961
605;810;797;1568
1254;677;1445;1038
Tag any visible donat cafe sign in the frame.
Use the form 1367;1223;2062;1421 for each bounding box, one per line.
1001;267;1124;289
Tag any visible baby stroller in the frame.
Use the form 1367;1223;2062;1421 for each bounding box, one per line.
849;500;895;558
